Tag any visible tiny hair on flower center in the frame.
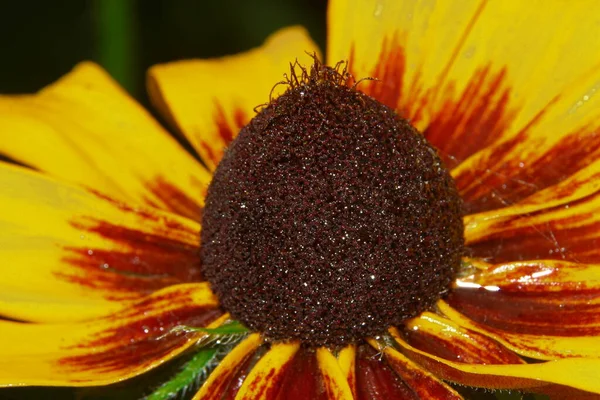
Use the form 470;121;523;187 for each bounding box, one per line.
200;58;464;346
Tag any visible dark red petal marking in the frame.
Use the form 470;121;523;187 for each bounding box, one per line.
218;347;267;400
447;286;600;337
240;348;297;400
64;219;200;282
423;66;514;169
401;322;523;365
355;344;417;400
199;101;247;167
469;191;600;264
59;192;202;298
145;176;205;222
350;35;600;215
349;35;515;170
59;287;222;374
456;124;600;214
394;340;541;391
53;261;179;300
273;348;328;400
200;141;220;167
215;102;236;144
473;260;600;293
382;347;463;400
348;36;429;128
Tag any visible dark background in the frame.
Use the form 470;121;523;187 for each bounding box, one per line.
0;0;326;101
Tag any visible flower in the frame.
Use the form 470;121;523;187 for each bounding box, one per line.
1;0;600;399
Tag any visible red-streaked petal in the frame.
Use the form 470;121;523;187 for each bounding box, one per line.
440;292;600;360
316;348;355;400
462;160;600;228
193;334;263;400
390;327;600;394
0;283;224;387
234;341;300;400
148;27;320;170
458;259;600;293
465;188;600;264
0;62;210;220
454;133;600;215
450;260;600;340
337;345;357;398
329;0;600;214
402;312;524;365
272;348;330;400
355;344;417;399
368;338;463;400
0;163;202;323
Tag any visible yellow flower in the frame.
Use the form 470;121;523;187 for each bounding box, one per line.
2;1;600;399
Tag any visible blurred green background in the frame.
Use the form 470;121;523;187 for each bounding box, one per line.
0;0;326;100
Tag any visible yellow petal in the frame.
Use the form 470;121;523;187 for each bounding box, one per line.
462;158;600;223
454;118;600;214
0;62;210;220
0;163;201;323
458;259;600;293
329;0;600;213
336;345;357;398
148;26;320;170
0;283;223;387
390;327;600;394
439;296;600;360
354;343;419;397
316;347;355;400
446;261;600;357
368;337;463;399
193;334;263;400
404;312;524;365
464;183;600;264
235;341;300;400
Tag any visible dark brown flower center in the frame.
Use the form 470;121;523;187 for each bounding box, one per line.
200;62;464;346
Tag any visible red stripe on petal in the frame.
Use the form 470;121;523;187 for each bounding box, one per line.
447;286;600;337
382;347;462;400
469;198;600;264
353;35;405;111
355;344;417;399
401;315;523;365
64;219;200;278
215;103;236;145
349;35;518;172
54;261;179;300
458;126;600;214
200;102;247;168
200;140;220;166
276;348;329;400
59;287;222;374
424;66;514;168
215;102;247;147
393;340;542;391
145;176;204;222
208;346;266;400
58;194;202;297
349;36;429;128
471;260;600;293
234;108;247;132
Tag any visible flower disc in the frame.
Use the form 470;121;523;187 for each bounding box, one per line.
200;65;464;346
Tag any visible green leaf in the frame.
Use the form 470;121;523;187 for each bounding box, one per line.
145;347;218;400
180;320;249;335
144;321;249;399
